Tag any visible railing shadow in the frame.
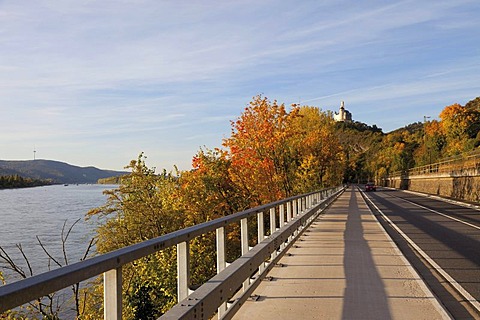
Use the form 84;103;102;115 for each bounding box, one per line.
342;189;392;320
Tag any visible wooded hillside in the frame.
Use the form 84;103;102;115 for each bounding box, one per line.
360;96;480;181
0;160;127;184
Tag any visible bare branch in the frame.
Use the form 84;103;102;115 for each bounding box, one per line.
62;218;81;265
16;244;33;277
36;236;62;268
82;238;97;261
0;245;26;278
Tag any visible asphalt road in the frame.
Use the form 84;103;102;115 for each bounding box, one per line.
361;187;480;319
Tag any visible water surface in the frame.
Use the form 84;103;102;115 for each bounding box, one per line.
0;184;114;279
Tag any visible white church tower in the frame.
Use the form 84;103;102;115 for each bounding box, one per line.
334;101;352;122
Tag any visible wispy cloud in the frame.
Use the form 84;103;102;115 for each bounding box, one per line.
0;0;479;169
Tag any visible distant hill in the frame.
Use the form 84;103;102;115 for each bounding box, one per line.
0;159;128;184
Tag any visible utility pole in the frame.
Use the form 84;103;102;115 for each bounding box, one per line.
33;146;36;160
423;116;431;166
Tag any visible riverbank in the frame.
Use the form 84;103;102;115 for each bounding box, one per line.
0;175;52;189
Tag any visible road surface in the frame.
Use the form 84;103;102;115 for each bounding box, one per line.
362;187;480;319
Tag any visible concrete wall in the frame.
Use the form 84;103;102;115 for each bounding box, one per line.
383;175;480;203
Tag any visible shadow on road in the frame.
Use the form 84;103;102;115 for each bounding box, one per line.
342;189;392;320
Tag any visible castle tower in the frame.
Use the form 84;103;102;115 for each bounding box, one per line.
334;101;352;122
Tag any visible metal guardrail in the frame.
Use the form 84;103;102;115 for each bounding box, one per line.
0;186;344;319
388;151;480;179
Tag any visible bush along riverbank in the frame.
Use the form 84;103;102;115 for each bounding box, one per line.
0;175;53;189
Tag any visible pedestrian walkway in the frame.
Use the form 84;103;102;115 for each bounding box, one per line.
233;188;451;319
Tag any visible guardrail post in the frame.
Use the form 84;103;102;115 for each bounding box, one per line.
270;207;277;260
216;227;226;273
257;211;265;274
241;218;249;291
307;195;313;222
241;218;249;255
292;200;298;236
257;211;264;243
286;201;293;241
216;227;227;317
104;267;122;320
286;201;292;222
270;207;276;234
279;204;285;228
177;241;190;302
279;204;286;250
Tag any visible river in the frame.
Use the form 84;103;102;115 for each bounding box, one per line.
0;184;115;280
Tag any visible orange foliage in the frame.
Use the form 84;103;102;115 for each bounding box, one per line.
222;95;299;204
439;103;478;155
439;103;476;134
425;120;442;136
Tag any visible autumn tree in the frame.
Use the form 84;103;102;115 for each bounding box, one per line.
180;148;251;275
223;95;299;205
465;96;480;111
82;154;184;319
361;126;421;182
290;106;345;192
414;120;445;165
440;103;480;155
185;148;249;223
81;150;254;319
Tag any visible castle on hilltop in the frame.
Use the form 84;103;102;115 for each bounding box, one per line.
333;101;352;122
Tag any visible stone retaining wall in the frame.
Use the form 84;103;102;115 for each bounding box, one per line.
384;175;480;203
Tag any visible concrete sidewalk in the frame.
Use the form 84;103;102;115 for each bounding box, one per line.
233;188;451;320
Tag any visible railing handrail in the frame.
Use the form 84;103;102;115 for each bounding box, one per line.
387;150;480;179
0;186;342;316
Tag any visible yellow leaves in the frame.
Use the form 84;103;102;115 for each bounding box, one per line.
440;103;476;135
288;106;345;191
439;103;463;121
297;154;320;178
425;120;442;136
377;166;388;178
437;102;479;156
394;142;405;153
222;95;300;204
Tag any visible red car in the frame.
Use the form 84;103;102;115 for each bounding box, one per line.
365;182;376;191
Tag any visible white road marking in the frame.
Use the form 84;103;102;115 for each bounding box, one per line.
356;189;452;319
387;192;480;230
361;190;480;314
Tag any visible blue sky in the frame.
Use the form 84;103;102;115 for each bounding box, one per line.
1;1;479;171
